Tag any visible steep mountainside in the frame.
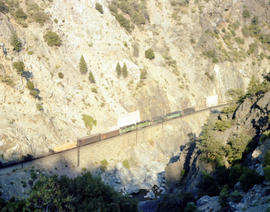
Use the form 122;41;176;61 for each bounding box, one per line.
0;0;269;159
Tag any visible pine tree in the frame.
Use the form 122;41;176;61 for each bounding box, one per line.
122;63;128;78
88;71;95;83
79;56;87;74
116;62;121;78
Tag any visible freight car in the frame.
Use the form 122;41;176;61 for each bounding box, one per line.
165;110;182;120
51;142;77;153
152;116;164;124
120;124;136;134
136;120;151;129
183;107;195;115
77;134;101;147
101;130;120;140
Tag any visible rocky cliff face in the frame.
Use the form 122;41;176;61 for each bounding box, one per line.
0;0;269;160
162;90;270;211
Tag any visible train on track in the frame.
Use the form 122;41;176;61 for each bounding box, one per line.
0;107;197;168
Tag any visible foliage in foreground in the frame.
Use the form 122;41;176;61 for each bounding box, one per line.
0;172;138;212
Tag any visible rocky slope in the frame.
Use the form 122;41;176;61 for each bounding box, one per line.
158;86;270;211
0;0;269;160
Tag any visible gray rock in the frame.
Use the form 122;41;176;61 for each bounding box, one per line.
197;195;221;212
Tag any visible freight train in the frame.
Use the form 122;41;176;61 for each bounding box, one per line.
0;107;196;168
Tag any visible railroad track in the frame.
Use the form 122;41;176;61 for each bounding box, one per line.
0;103;229;170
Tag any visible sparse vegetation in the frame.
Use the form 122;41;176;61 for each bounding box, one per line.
58;72;64;79
10;31;22;52
43;31;61;47
242;9;250;18
0;172;138;211
145;48;155;60
88;71;95;83
122;63;128;78
116;62;122;78
100;159;108;171
95;3;104;14
122;159;130;169
13;61;25;75
15;8;27;20
109;0;148;31
140;68;147;80
0;74;15;87
0;1;9;13
82;114;97;130
79;56;87;74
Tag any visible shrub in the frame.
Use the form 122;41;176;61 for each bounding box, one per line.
198;173;220;196
79;56;87;74
230;191;243;203
58;72;64;79
239;168;264;192
95;3;103;14
219;185;229;207
82;114;96;130
122;63;128;78
43;31;61;47
122;159;129;169
13;61;25;75
116;62;121;78
100;159;108;171
157;193;196;212
33;11;48;25
0;74;15;87
26;81;34;90
0;1;9;13
214;120;232;132
115;14;132;32
36;103;43;111
10;31;22;52
15;8;27;20
226;134;251;164
228;164;243;187
0;172;138;211
242;9;250;18
88;71;95;83
140;68;147;80
264;150;270;166
264;165;270;181
145;48;155;60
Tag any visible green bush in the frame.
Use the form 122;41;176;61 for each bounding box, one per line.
116;62;122;78
264;150;270;166
228;164;243;187
219;185;229;207
214;120;232;132
145;48;155;60
264;165;270;181
10;31;22;52
88;71;95;83
30;89;39;98
140;68;147;80
82;114;96;130
13;61;25;75
157;193;196;212
26;80;34;90
0;172;138;211
242;9;250;18
122;63;128;78
198;173;220;196
0;1;9;13
15;8;27;20
122;159;129;169
58;72;64;79
239;168;264;192
95;3;103;14
115;14;132;32
230;191;243;203
33;11;48;25
79;56;87;74
43;31;61;47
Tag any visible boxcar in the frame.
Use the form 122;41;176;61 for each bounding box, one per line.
77;134;101;147
120;124;136;134
166;111;182;120
100;130;120;140
183;107;195;115
152;116;164;124
53;142;77;153
136;120;151;129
